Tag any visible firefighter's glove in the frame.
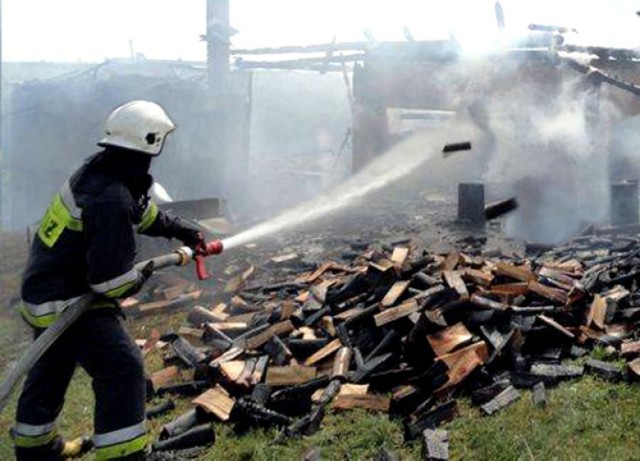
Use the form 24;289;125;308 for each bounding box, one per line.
172;224;206;249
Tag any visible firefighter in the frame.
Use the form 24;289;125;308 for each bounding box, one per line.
13;101;205;460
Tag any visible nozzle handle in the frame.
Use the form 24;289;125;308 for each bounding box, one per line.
194;240;224;280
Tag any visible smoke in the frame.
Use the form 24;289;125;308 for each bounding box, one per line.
222;122;479;250
474;61;611;244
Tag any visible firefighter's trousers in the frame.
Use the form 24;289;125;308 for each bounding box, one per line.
13;308;147;460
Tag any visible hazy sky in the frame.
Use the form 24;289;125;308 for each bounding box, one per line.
3;0;640;62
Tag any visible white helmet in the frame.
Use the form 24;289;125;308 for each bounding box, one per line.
98;100;176;155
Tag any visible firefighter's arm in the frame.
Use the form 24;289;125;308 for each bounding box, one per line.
84;201;151;299
136;201;205;248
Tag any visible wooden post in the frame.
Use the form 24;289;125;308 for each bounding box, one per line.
458;183;485;225
611;180;639;226
206;0;230;90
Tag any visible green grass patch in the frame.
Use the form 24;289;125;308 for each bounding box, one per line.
2;310;640;460
3;373;640;460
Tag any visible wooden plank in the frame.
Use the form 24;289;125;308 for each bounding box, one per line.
338;383;369;396
370;259;394;273
546;259;583;273
442;271;469;300
532;382;546;408
266;366;317;386
422;429;449;461
236;358;257;386
585;358;622;381
538;267;580;289
206;322;249;337
374;299;420;327
494;263;535;282
442;252;461;272
210;347;244;367
219;361;246;382
177;326;204;340
427;323;474;357
628;358;640;377
436;342;488;392
188;305;228;327
586;295;607;330
602;285;631;302
136;290;202;316
462;269;494;287
334;306;365;321
530;363;583;379
141;329;161;358
332;347;353;380
333;394;390;412
538;315;575;339
280;300;297;320
528;281;568;304
381;280;411;308
302;261;334;283
150;366;180;391
391;247;410;268
470;294;507;310
481;386;520;415
241;320;295;350
621;340;640;357
192;385;236;421
304;338;342;366
437;341;489;369
405;401;458;441
321;316;337;337
487;283;529;296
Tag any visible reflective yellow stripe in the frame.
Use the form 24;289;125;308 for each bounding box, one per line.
20;300;117;328
95;433;148;460
19;305;58;329
13;429;57;448
104;280;136;298
90;269;139;296
37;193;83;248
137;202;158;234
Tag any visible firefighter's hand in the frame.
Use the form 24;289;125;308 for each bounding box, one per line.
174;226;206;249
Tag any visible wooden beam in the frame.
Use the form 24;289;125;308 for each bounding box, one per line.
333;394;390;412
193;385;236;421
266;366;317;386
374;299;420;327
427;323;474;357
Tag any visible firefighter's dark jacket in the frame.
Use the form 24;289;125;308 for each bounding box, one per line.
21;150;185;328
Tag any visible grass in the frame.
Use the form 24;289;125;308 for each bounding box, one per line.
450;377;640;460
0;293;639;459
3;340;640;461
0;250;638;460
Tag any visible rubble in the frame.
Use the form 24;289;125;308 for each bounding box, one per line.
128;229;640;454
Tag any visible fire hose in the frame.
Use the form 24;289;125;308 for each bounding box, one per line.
0;240;224;413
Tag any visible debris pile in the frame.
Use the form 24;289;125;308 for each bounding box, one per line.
131;231;640;458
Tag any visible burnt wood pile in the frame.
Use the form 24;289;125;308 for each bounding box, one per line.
131;231;640;458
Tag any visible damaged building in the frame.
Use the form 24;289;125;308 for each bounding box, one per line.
6;28;640;245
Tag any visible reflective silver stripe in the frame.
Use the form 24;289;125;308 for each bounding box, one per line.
14;421;55;437
59;181;82;219
23;296;83;317
89;269;139;294
94;421;147;447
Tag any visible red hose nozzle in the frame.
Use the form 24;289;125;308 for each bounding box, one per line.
194;240;224;280
204;240;224;256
